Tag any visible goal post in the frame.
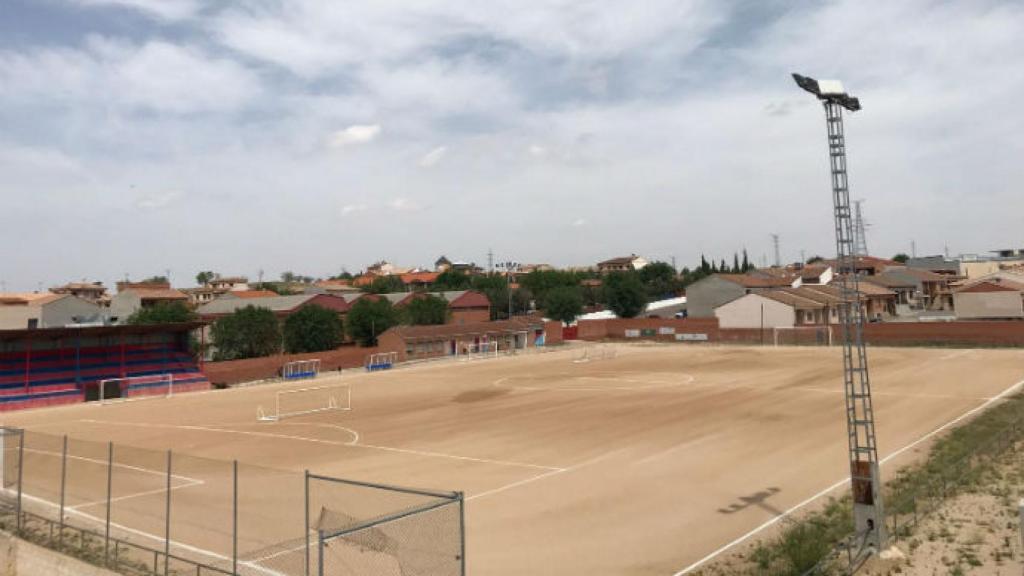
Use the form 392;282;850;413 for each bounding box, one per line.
98;373;174;404
573;345;617;363
257;383;351;422
282;359;320;380
365;352;397;372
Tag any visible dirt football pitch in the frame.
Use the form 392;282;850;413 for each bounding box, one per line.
3;343;1023;576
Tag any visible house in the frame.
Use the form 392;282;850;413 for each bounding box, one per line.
822;255;899;276
863;267;952;311
597;255;649;273
219;290;278;299
49;281;109;305
183;276;251;305
310;279;361;295
196;293;350;321
804;281;897;320
399;272;439;289
0;293;105;329
714;285;843;329
377;318;550;362
366;261;412;276
953;280;1024;319
685;273;800;318
109;283;189;324
796;265;833;285
907;255;961;277
435;256;453;272
952;272;1024;319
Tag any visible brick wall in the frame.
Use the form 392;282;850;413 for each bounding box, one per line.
576;318;720;342
718;322;1024;347
450;309;491;324
544;321;565;345
203;344;397;385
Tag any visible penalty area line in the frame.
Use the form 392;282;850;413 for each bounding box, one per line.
672;376;1024;576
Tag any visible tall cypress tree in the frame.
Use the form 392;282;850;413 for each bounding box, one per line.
732;253;740;273
700;254;711;274
742;249;751;271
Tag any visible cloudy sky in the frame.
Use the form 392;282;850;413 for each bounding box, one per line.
1;0;1022;290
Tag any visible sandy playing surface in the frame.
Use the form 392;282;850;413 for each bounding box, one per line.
3;344;1023;576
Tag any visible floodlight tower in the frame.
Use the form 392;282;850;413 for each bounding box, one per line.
852;200;869;257
793;73;886;552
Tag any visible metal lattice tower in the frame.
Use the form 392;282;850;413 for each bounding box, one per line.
794;73;886;553
770;234;781;267
852;200;869;256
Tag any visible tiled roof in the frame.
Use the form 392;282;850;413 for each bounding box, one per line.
759;290;825;310
124;288;188;300
0;293;65;306
956;280;1024;293
198;294;318;315
400;272;439;284
385;318;540;340
717;274;794;288
230;290;278;299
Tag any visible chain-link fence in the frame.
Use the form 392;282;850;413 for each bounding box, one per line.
0;426;465;576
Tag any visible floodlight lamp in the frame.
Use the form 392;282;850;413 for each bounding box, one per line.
792;72;861;112
792;73;820;96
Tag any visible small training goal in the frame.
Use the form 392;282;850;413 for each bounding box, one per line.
460;341;499;361
282;359;321;380
365;352;397;372
97;373;174;403
258;383;351;422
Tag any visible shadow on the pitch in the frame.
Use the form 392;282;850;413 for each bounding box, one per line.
717;486;783;515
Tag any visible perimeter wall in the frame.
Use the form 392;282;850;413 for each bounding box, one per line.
577;318;1024;348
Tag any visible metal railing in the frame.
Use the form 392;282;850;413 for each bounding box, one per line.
0;426;464;576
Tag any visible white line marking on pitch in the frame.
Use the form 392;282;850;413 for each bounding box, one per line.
78;419;562;472
672;376;1024;576
7;489;283;576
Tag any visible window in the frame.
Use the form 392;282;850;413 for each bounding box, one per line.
27;318;38;329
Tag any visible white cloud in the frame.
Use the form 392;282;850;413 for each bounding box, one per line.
327;125;381;148
418;146;447;168
571;218;586;227
0;38;260;114
340;203;366;216
69;0;200;21
135;190;180;210
528;145;547;157
388;198;418;212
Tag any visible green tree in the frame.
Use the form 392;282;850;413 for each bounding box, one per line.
403;294;450;325
892;253;910;263
141;275;169;284
364;275;406;294
519;269;582;309
330;270;354;280
280;271;297;283
638;261;679;299
700;255;711;274
544;286;583;324
511;288;533;315
125;301;196;325
432;269;471;291
732;253;740;273
195;271;217;285
283;305;344;353
346;298;398;346
210;306;282;360
742;249;752;271
470;274;512;320
603;271;648;318
807;255;825;264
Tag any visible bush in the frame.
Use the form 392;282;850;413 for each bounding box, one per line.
603;272;648;318
544;286;583;324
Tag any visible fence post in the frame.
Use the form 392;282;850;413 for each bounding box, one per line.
458;491;466;576
305;469;311;576
317;529;324;576
165;449;172;576
105;441;113;565
1019;499;1024;551
15;430;24;534
233;460;238;576
58;435;67;548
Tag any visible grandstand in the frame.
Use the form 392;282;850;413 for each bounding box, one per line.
0;323;209;411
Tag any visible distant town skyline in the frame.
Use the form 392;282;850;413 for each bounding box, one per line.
2;0;1022;291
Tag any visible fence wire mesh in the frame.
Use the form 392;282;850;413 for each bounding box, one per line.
0;427;464;576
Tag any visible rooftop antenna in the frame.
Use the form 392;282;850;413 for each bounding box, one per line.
794;72;886;554
487;248;494;273
770;234;781;267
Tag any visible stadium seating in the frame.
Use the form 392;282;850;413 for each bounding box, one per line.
0;342;209;411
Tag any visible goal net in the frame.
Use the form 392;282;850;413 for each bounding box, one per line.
366;352;397;371
772;326;833;347
258;383;351;422
282;359;321;380
573;345;617;363
98;373;174;403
